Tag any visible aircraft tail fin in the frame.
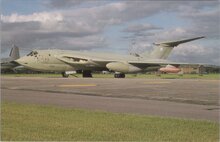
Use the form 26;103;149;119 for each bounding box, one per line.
9;45;20;60
147;36;205;59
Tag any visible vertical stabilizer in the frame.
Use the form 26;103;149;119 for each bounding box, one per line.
9;45;20;60
146;36;205;59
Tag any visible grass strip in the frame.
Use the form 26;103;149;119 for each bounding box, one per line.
1;102;219;141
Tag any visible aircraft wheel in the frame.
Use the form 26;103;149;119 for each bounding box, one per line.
121;74;125;78
114;73;125;78
62;72;69;78
83;70;93;78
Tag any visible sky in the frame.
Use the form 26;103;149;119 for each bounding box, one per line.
1;0;220;65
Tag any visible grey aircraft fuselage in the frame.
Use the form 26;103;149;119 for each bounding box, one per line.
15;36;205;78
15;50;156;72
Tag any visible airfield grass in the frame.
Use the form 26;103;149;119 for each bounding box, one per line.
2;73;220;79
1;102;219;141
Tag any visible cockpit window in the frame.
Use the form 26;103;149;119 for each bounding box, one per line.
27;51;38;56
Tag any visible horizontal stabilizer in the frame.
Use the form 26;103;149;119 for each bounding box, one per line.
154;36;205;47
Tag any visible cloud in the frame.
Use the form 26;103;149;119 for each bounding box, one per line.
1;1;219;65
149;28;193;42
2;21;41;32
170;44;220;65
60;35;107;50
1;12;63;23
122;23;162;33
1;9;106;52
45;0;85;8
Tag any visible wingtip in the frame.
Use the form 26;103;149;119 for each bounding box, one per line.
198;36;205;39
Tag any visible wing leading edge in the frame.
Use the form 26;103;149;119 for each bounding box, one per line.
56;55;202;74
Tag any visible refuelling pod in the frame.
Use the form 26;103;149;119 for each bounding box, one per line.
159;65;181;73
106;62;142;73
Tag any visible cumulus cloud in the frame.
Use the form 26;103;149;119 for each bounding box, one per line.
45;0;86;8
1;12;63;23
170;44;220;65
180;8;220;37
1;9;106;52
1;2;131;52
122;23;162;33
1;1;219;65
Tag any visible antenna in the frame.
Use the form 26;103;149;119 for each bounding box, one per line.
128;39;142;57
128;39;136;55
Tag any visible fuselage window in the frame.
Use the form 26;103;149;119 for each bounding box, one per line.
27;51;33;56
27;51;38;56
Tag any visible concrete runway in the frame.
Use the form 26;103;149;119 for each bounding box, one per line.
1;77;220;122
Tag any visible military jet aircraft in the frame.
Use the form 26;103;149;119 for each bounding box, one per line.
1;45;20;73
15;36;205;78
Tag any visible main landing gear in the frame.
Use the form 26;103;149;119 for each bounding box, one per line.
61;72;69;78
114;73;125;78
82;70;93;78
61;70;92;78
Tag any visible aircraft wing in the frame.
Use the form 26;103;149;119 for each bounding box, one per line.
56;54;202;66
55;54;106;64
92;58;203;66
128;60;202;66
55;54;203;73
123;60;203;71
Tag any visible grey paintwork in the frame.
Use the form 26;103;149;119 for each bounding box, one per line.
15;37;205;73
1;45;20;71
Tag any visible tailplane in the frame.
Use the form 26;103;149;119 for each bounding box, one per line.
146;36;205;59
